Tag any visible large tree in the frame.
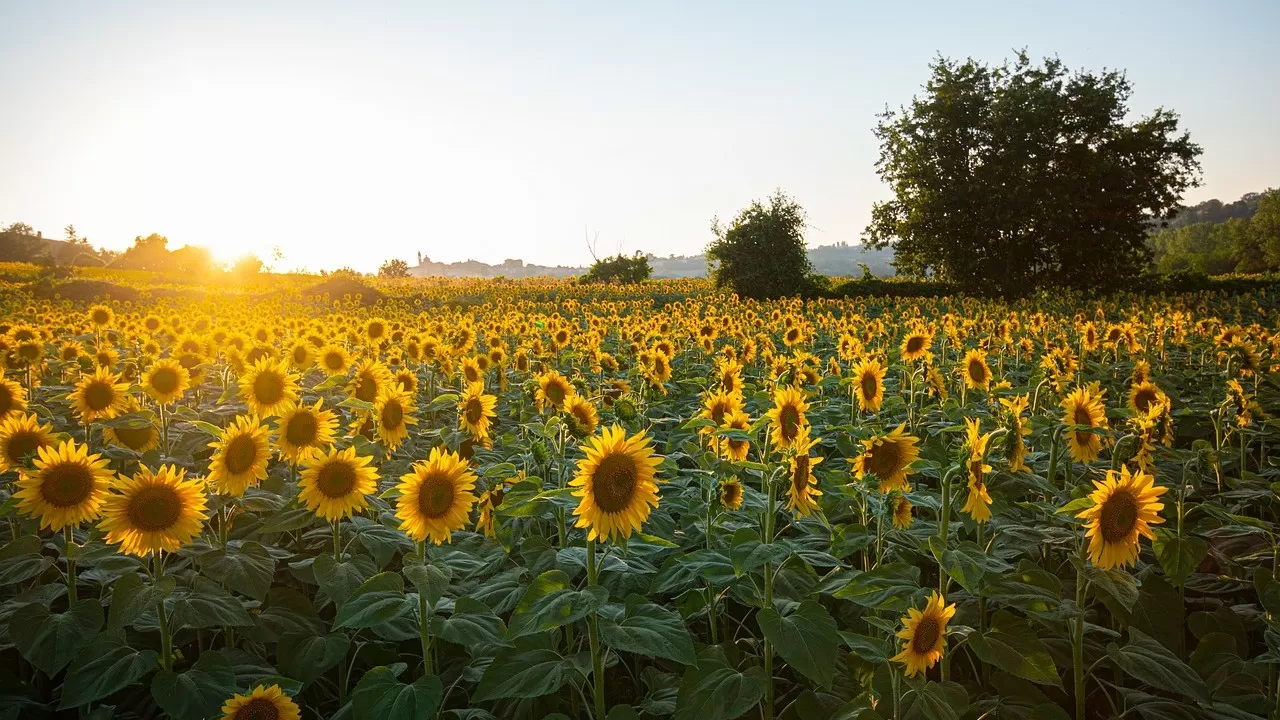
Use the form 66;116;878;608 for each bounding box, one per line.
864;52;1202;295
707;190;811;300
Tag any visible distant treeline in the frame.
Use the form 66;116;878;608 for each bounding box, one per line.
1149;190;1280;274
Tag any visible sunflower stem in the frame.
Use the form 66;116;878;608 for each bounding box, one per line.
417;541;434;677
585;536;606;720
762;469;777;720
1073;551;1087;720
155;553;173;671
333;520;342;562
64;526;77;603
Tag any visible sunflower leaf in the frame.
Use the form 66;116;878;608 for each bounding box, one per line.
59;632;158;710
352;666;442;720
599;595;697;666
757;600;838;689
334;572;412;629
197;541;275;601
474;648;573;701
9;599;103;675
966;613;1062;688
508;569;608;638
150;651;238;720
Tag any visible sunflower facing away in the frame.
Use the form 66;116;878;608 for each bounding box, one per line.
563;393;599;439
718;476;744;511
1076;464;1167;569
960;349;992;391
275;399;338;463
892;591;957;677
208;415;272;496
765;385;810;451
374;387;418;451
890;492;913;530
961;418;994;524
0;412;56;473
239;357;299;418
15;440;113;530
851;424;921;493
298;446;378;522
0;377;28;421
535;369;575;412
1061;385;1108;462
852;357;887;413
785;434;823;517
395;445;478;544
220;684;302;720
100;464;209;556
142;358;191;406
999;394;1031;473
70;366;129;421
571;424;663;542
458;382;498;441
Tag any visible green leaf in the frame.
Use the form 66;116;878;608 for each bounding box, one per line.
429;597;510;648
674;646;766;720
833;563;921;611
258;586;326;640
599;595;697;666
189;420;224;438
107;573;176;631
0;536;53;585
334;572;412;629
59;633;158;710
169;577;255;630
198;541;276;601
404;562;451;608
279;632;351;683
934;540;1009;594
729;529;792;577
965;613;1061;688
1152;530;1208;589
352;666;443;720
474;648;573;701
1107;628;1209;704
1084;563;1138;613
314;553;377;608
757;600;839;689
150;651;238;720
904;680;963;720
508;569;608;638
9;599;104;675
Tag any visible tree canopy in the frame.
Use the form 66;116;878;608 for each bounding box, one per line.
706;191;812;300
1150;190;1280;274
865;52;1202;296
579;252;652;284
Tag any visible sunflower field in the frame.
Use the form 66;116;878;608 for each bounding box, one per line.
0;276;1278;720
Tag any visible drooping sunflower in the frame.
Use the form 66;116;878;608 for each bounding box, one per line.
852;357;887;413
0;412;56;473
70;366;129;421
718;476;744;511
298;446;378;522
395;445;478;545
1076;464;1167;569
998;394;1031;473
891;591;956;677
1128;380;1166;416
851;424;920;493
564;393;599;439
219;684;302;720
275;399;338;463
239;358;299;418
960;349;991;391
207;415;272;496
458;381;498;441
15;440;113;530
142;357;191;406
99;464;209;556
570;425;663;542
475;473;519;538
961;418;994;524
535;369;575;411
1061;385;1108;462
0;377;28;421
785;434;823;517
765;385;810;451
347;358;392;405
889;492;913;530
717;410;752;462
103;411;161;453
460;356;484;386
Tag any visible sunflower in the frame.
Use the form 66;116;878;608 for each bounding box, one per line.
1076;465;1166;569
275;399;338;463
716;359;744;396
785;434;823;517
698;390;744;436
103;412;161;453
961;418;994;524
239;357;299;418
901;330;931;362
999;394;1031;473
1061;385;1108;462
393;368;419;394
395;446;478;545
458;381;498;441
370;388;416;451
0;377;28;420
15;440;112;530
287;341;314;371
219;684;302;720
1128;380;1166;416
570;425;663;542
99;465;209;556
142;358;191;405
298;446;378;522
765;385;810;451
0;412;56;473
475;474;519;538
851;424;920;493
564;393;599;439
718;476;744;511
87;304;114;328
318;345;351;376
70;366;129;421
347;358;391;404
208;415;272;496
960;349;991;391
717;410;752;462
891;591;956;677
890;492;913;529
852;357;886;413
535;370;575;411
460;356;484;386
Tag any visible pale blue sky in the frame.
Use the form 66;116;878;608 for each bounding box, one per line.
1;1;1276;272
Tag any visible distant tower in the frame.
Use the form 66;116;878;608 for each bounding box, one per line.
416;251;422;265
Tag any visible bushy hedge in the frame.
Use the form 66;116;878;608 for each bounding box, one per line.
810;271;1280;300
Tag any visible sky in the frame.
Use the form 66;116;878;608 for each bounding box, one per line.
1;1;1277;273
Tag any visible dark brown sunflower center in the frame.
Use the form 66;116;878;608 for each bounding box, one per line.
709;402;728;426
254;373;285;406
911;616;941;654
866;441;903;480
905;336;925;354
465;398;484;425
720;482;741;506
417;473;456;519
0;386;12;414
91;309;110;325
5;430;46;465
233;697;280;720
224;434;260;475
545;382;566;405
792;455;810;492
325;352;346;371
293;346;308;364
113;425;154;451
355;375;377;403
778;406;801;442
860;373;878;401
126;485;183;532
592;453;638;513
464;366;480;383
1099;489;1139;543
150;367;181;395
1074;407;1094;428
381;400;403;430
1133;388;1157;413
968;360;987;383
41;462;95;508
572;404;593;427
316;462;357;498
368;322;385;339
285;412;318;447
84;381;116;411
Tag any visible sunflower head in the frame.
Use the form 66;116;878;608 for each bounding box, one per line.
564;393;599;439
208;415;272;497
852;424;921;493
239;358;299;418
785;434;823;517
458;382;498;441
853;357;886;412
0;412;56;473
0;378;28;420
275;399;338;463
15;440;113;530
717;410;752;462
1076;464;1167;569
535;370;575;412
220;684;302;720
100;464;209;556
1061;386;1108;463
891;591;956;677
571;425;663;542
960;349;991;390
718;476;744;511
143;358;191;405
298;446;378;522
890;492;913;529
71;366;129;421
766;385;809;451
395;446;479;544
